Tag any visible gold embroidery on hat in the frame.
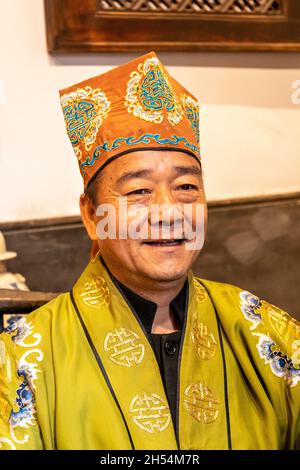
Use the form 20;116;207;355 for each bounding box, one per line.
60;86;111;156
184;382;220;424
104;328;145;367
180;94;200;144
125;56;183;126
193;279;208;303
129;392;171;433
74;147;82;162
80;276;110;308
191;321;217;360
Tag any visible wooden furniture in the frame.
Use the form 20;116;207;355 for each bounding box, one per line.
0;289;60;332
44;0;300;53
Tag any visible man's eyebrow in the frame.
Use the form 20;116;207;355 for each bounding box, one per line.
173;165;202;178
116;169;153;186
116;164;202;186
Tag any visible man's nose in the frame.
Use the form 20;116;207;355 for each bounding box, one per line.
151;187;176;206
148;188;183;228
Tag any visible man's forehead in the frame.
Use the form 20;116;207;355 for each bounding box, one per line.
113;161;202;186
109;150;201;171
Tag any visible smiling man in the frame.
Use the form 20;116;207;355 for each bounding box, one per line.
0;52;299;450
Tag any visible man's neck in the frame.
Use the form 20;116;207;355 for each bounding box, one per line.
101;258;186;334
120;280;185;334
151;305;181;334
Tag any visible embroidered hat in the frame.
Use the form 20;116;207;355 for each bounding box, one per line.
59;51;200;190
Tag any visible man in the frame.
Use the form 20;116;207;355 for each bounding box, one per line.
0;52;299;450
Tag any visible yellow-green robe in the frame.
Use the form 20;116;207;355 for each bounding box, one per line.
0;255;299;450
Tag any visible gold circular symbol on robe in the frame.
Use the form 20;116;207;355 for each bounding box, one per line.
191;321;217;360
193;279;208;303
129;392;171;433
184;382;220;424
80;275;110;308
104;328;145;367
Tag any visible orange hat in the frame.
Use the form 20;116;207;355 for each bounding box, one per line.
59;51;200;190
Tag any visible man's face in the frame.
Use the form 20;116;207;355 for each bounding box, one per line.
81;150;207;285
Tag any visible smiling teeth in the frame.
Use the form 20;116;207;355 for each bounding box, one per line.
146;239;183;244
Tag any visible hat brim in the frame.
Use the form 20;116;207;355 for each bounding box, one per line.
0;251;17;261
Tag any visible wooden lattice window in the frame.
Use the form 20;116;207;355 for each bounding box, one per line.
97;0;283;15
44;0;300;52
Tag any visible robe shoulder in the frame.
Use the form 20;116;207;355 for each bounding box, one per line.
194;277;300;448
195;276;300;380
0;294;71;450
0;292;74;400
0;291;71;347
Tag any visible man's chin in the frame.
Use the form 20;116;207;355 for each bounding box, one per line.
139;268;189;283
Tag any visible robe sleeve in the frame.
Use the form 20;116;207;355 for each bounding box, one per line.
285;341;300;449
286;383;300;449
0;309;55;450
0;332;44;449
260;301;300;449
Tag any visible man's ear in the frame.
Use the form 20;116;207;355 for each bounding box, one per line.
79;193;98;240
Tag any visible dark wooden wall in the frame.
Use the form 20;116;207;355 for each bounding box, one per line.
1;194;300;319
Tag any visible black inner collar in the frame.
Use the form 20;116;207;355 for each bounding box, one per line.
100;255;187;335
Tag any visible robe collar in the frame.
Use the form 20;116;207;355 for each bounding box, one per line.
100;255;187;335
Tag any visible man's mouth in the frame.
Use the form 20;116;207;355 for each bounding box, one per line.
142;238;186;246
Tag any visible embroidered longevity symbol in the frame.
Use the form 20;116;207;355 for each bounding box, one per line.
80;275;110;308
184;382;220;424
104;328;145;367
191;321;217;360
140;68;174;113
61;86;111;160
193;279;208;304
125;56;183;126
129;392;171;433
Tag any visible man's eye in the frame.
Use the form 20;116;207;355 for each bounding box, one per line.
177;184;198;191
127;188;151;195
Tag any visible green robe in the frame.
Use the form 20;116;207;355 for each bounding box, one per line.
0;255;299;450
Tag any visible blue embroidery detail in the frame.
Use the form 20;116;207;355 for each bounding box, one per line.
140;69;174;112
9;368;35;428
239;291;262;330
82;133;200;168
5;315;31;344
1;317;43;447
185;106;200;144
240;291;300;386
63;101;97;147
256;334;300;386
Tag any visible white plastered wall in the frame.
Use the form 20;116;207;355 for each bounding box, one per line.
0;0;300;222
